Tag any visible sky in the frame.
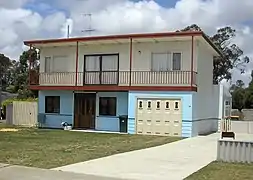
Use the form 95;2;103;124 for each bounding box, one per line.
1;0;253;86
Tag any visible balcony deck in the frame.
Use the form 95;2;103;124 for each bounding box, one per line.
30;71;197;88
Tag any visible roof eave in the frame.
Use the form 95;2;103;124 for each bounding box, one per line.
23;31;204;47
201;33;224;58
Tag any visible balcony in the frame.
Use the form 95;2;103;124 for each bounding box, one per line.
30;71;197;87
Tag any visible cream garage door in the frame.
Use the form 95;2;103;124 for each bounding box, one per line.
136;98;182;136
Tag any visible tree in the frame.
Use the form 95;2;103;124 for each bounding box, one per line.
0;54;12;90
232;88;245;111
243;71;253;108
179;24;250;84
12;48;39;98
230;80;245;94
0;49;39;100
235;80;245;88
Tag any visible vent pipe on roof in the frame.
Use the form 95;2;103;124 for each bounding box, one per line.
67;25;70;38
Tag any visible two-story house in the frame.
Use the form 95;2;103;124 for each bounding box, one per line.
24;31;224;137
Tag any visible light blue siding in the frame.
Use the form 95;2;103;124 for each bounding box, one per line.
128;118;135;134
42;114;73;128
95;92;128;132
128;91;193;137
182;120;192;137
38;90;73;128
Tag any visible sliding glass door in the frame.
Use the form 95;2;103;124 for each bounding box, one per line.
84;54;119;85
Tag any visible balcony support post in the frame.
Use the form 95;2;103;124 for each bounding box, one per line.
191;36;194;87
129;38;133;86
75;41;79;86
28;44;32;85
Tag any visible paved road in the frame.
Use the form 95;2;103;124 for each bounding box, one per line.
53;134;220;180
0;163;128;180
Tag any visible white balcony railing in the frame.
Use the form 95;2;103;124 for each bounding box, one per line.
30;71;197;86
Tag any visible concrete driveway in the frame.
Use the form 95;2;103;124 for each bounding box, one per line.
53;133;220;180
0;163;128;180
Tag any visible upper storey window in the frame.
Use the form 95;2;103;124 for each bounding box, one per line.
151;52;182;71
44;55;68;73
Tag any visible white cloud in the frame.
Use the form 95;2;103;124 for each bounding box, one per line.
0;28;18;47
0;6;66;59
41;12;67;32
0;0;253;85
0;0;30;9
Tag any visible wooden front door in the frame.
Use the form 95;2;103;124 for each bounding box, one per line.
74;93;96;129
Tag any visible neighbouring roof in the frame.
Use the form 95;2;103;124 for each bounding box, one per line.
0;91;18;104
24;31;223;57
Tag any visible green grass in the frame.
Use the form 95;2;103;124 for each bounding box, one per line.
0;124;180;169
185;161;253;180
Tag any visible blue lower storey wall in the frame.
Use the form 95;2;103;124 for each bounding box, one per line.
38;91;74;128
39;90;196;137
95;92;128;132
38;91;128;131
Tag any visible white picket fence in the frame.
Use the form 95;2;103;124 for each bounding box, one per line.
219;118;232;132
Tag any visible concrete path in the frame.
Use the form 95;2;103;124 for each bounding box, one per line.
53;134;220;180
0;163;128;180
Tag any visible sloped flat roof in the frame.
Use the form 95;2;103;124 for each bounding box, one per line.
24;31;223;57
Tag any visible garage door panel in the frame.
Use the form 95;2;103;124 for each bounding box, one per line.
171;118;182;136
172;100;182;114
171;127;182;136
154;100;161;113
146;100;152;111
144;119;153;135
136;119;144;134
137;99;144;113
170;114;181;123
163;100;172;114
136;98;182;137
153;119;163;136
162;124;171;136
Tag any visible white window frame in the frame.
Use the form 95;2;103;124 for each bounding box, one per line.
151;52;182;71
53;55;68;72
151;52;171;72
44;56;52;73
172;52;182;71
44;55;68;73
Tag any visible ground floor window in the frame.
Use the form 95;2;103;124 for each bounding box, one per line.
45;96;60;113
99;97;117;116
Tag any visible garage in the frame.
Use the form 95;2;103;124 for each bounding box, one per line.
136;98;182;137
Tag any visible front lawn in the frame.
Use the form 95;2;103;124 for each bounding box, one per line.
185;161;253;180
0;125;180;169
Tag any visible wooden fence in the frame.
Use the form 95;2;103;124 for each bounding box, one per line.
6;101;38;127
